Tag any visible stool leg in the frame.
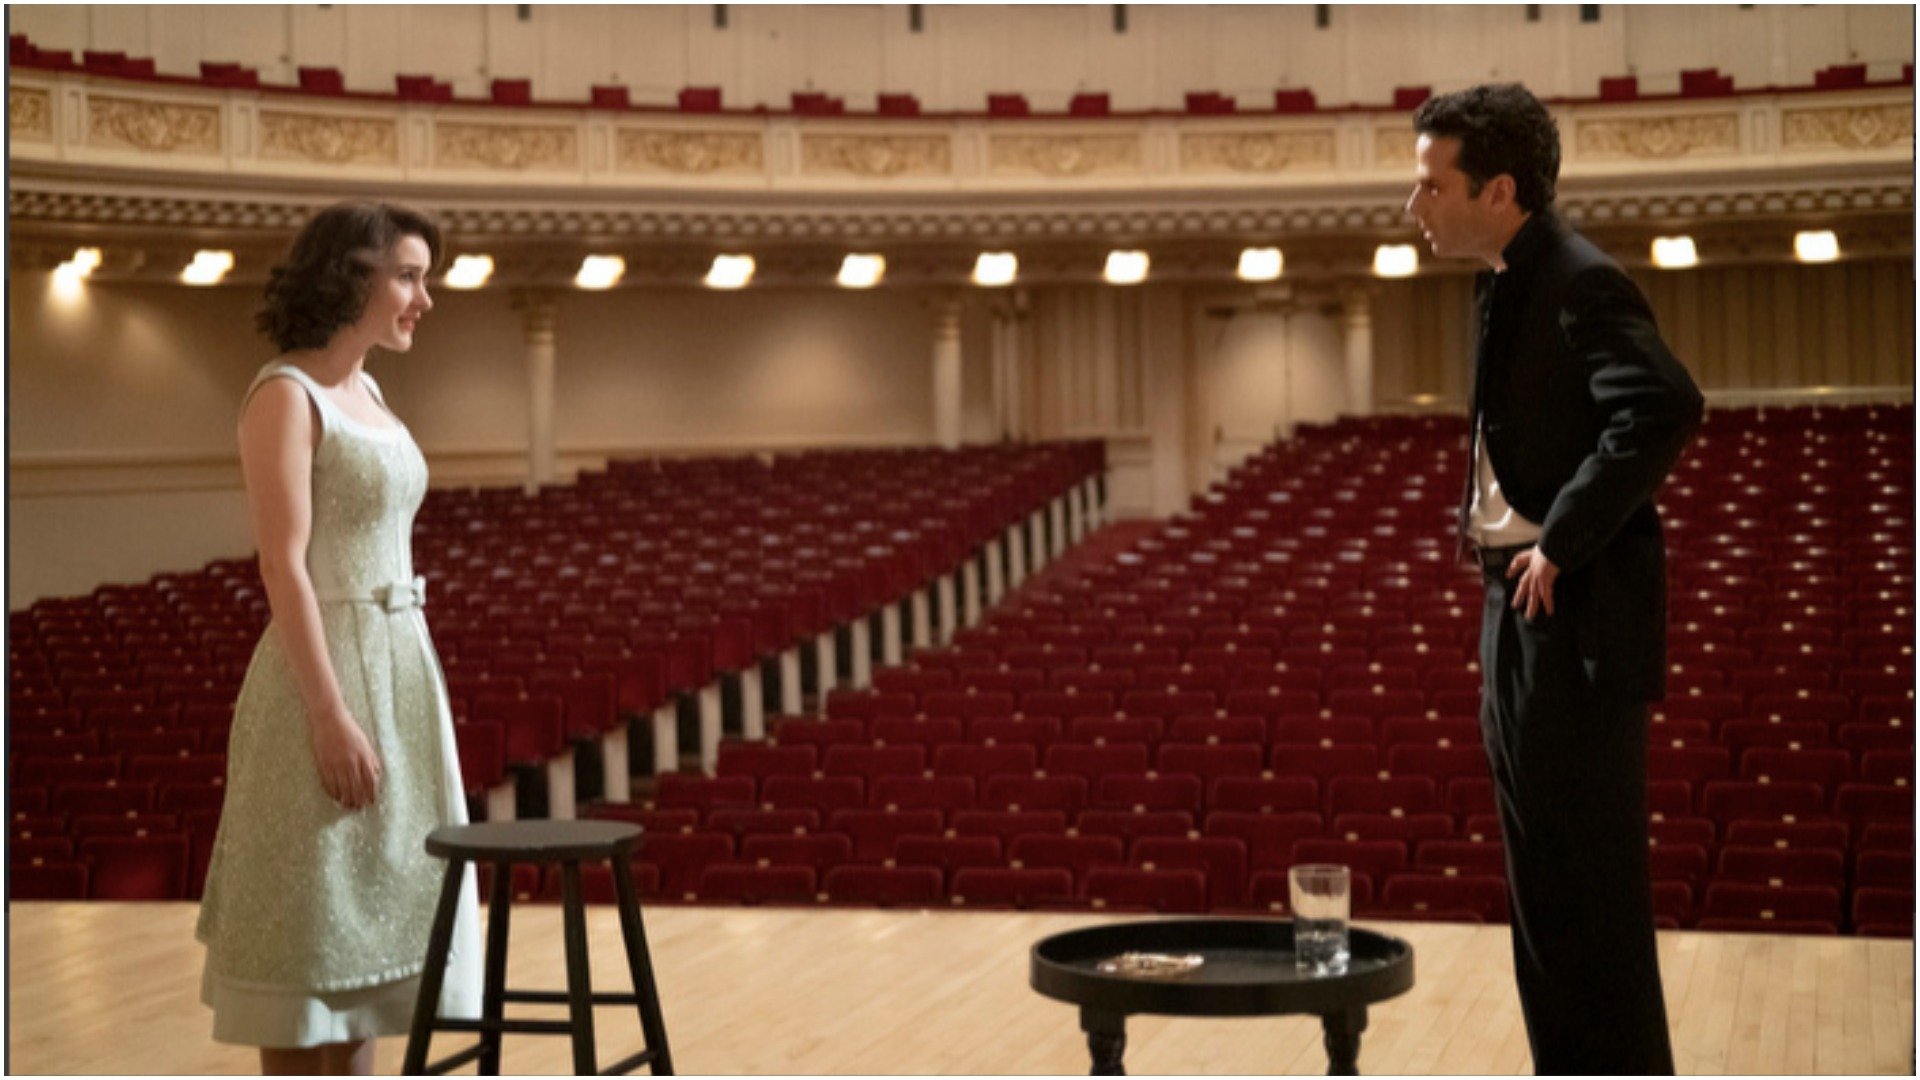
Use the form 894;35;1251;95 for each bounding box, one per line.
403;858;468;1075
560;861;600;1075
478;861;515;1075
612;850;675;1074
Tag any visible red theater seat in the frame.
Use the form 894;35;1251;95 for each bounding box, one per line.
822;864;942;908
1132;835;1248;908
78;834;189;900
828;808;943;862
1379;874;1509;923
1084;867;1207;914
1008;833;1124;889
951;867;1074;909
739;833;853;875
697;863;817;905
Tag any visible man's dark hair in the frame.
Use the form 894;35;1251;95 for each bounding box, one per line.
1412;84;1560;213
256;201;443;352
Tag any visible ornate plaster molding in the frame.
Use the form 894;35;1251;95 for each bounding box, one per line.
802;134;951;178
259;110;399;166
617;129;764;174
8;75;1911;250
1781;104;1915;151
990;134;1140;177
1181;130;1337;173
1374;128;1416;169
10;178;1908;247
86;95;221;154
10;87;53;141
1576;114;1741;160
433;121;579;171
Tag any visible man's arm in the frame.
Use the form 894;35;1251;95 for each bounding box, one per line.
1534;263;1705;576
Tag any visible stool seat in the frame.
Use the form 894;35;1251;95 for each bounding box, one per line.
405;819;672;1075
427;820;640;862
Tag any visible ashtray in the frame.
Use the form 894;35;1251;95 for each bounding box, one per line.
1095;951;1206;980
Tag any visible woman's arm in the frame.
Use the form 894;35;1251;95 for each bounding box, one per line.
238;378;383;810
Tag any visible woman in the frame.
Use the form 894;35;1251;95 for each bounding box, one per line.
197;202;480;1075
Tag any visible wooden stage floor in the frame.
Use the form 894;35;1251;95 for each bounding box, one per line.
7;902;1912;1074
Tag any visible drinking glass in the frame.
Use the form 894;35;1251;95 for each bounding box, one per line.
1289;863;1351;976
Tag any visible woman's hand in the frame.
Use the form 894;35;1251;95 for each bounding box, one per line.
310;710;382;810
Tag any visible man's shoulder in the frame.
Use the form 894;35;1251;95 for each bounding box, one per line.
1537;218;1620;281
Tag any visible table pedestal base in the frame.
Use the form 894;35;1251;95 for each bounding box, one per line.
1077;1006;1371;1076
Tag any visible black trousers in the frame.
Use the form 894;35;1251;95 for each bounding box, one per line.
1479;558;1675;1075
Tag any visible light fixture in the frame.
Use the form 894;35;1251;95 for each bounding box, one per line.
1372;244;1418;278
575;254;625;290
444;254;494;290
52;247;103;299
1103;250;1149;285
1794;230;1839;264
1237;247;1284;282
973;251;1018;287
181;250;234;286
837;253;886;289
705;253;755;289
1650;236;1698;269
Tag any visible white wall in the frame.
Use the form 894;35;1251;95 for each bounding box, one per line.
7;276;983;608
12;5;1909;108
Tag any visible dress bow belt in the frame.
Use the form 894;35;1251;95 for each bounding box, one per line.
316;576;428;612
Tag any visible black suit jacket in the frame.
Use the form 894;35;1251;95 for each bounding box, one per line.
1464;211;1705;701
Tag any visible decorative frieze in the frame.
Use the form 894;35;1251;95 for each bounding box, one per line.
1576;114;1741;160
1781;105;1913;151
801;134;951;178
434;122;579;171
9;87;52;141
86;95;221;154
990;135;1140;177
259;111;399;166
617;130;764;174
1374;128;1416;169
14;181;1905;246
1181;130;1337;173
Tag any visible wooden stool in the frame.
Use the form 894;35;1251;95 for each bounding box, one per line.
403;820;674;1075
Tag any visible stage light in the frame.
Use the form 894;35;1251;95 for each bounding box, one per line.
838;253;886;289
1651;236;1698;269
575;255;625;290
52;263;86;300
53;247;103;300
705;253;755;289
1103;250;1149;285
1372;244;1418;278
1237;247;1284;282
1794;230;1839;264
181;250;234;286
973;252;1018;287
444;254;494;289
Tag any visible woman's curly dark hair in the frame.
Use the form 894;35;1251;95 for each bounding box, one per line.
1413;84;1560;214
256;202;443;353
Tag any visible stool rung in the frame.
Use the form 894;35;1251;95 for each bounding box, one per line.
500;989;645;1007
600;1047;662;1075
433;1017;578;1035
419;1043;486;1075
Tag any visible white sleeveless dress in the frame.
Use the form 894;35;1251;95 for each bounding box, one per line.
196;362;481;1048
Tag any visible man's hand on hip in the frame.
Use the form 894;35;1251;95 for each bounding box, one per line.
1507;546;1559;620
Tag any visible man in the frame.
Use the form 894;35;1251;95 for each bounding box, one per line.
1405;84;1703;1074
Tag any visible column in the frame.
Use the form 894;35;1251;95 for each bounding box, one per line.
1341;283;1375;418
932;296;964;450
513;289;560;492
989;292;1029;442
